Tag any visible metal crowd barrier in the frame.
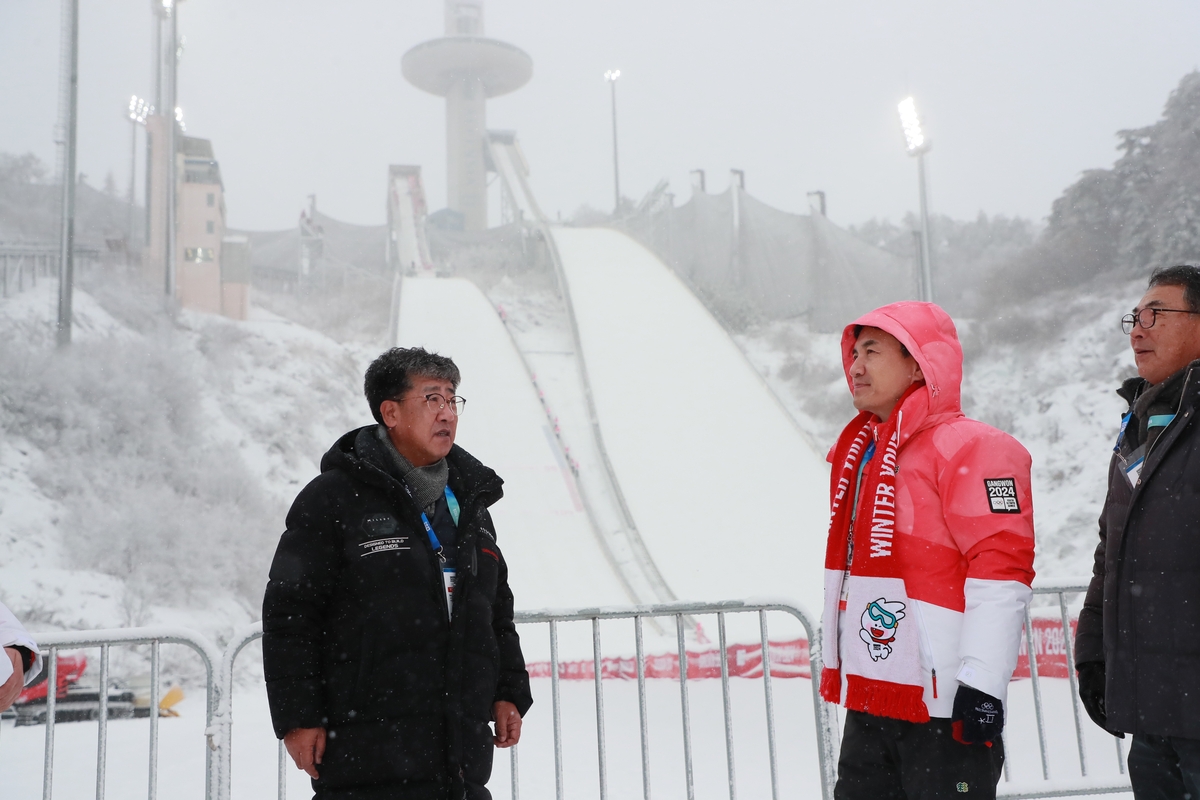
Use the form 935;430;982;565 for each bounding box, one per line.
215;600;836;800
996;583;1130;799
27;626;222;800
508;600;837;800
20;589;1134;800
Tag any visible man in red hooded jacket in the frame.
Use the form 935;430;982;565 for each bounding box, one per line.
819;302;1036;800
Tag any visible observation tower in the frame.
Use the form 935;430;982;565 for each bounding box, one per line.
402;1;532;231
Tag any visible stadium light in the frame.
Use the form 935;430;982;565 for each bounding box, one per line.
897;96;934;302
605;69;621;215
897;96;928;155
128;95;151;124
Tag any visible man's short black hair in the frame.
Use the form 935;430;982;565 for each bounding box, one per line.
1148;265;1200;313
364;347;461;424
852;324;911;359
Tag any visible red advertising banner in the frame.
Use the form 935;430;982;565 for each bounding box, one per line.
1013;617;1078;679
526;618;1077;682
527;638;812;681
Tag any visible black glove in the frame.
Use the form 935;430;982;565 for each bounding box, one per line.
951;685;1004;745
1077;661;1124;738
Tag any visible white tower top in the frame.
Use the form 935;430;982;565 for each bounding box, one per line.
445;0;484;36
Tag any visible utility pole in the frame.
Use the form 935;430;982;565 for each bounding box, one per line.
148;0;162;244
127;96;151;249
915;150;933;303
605;69;621;216
56;0;80;348
164;0;179;307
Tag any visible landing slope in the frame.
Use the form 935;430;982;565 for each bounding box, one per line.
552;227;831;616
396;277;630;617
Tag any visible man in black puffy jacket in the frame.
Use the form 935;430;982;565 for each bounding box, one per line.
1076;266;1200;798
263;347;532;800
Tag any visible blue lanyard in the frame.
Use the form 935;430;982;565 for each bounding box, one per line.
848;441;876;530
1114;411;1132;452
412;485;460;563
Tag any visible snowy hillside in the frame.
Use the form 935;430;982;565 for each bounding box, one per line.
0;270;374;649
735;280;1142;580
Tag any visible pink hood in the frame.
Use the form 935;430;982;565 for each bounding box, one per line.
840;301;964;420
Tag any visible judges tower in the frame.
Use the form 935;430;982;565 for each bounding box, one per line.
402;1;532;231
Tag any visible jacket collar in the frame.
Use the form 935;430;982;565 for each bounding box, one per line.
1124;362;1200;494
1116;360;1200;409
321;426;504;514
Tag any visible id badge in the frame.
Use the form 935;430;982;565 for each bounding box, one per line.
442;568;457;617
1119;444;1147;487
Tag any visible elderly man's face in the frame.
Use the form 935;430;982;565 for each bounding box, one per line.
1129;284;1200;386
380;376;459;466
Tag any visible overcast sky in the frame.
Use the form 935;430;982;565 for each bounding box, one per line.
3;1;1199;232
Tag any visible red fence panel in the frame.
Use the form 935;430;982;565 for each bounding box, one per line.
527;617;1079;682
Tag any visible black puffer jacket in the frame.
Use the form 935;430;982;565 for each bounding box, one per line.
263;427;533;799
1075;362;1200;739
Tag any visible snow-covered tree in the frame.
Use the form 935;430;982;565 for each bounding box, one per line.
1041;71;1200;279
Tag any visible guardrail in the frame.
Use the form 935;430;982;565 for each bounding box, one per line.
26;626;222;800
0;244;101;298
996;583;1130;799
508;600;837;800
17;589;1132;800
214;601;834;800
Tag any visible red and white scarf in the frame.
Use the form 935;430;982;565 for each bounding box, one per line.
819;392;929;723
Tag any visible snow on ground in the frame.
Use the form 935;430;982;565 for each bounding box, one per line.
0;653;1132;799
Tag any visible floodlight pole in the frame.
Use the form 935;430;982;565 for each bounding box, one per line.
127;103;140;246
605;70;621;215
56;0;80;348
916;150;933;303
164;0;178;307
128;115;137;242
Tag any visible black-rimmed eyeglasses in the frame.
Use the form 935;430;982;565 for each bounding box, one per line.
392;393;466;416
1121;307;1200;334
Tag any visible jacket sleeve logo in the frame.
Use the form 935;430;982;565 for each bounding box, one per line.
983;478;1020;513
859;599;906;661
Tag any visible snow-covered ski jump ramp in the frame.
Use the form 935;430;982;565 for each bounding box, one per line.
551;227;830;616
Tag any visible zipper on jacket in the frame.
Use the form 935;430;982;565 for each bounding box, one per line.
913;602;937;698
1139;366;1194;471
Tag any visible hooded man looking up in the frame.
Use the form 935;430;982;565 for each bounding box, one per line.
1075;265;1200;798
262;347;532;800
820;302;1036;800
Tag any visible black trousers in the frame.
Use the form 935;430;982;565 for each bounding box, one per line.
1129;734;1200;800
834;710;1005;800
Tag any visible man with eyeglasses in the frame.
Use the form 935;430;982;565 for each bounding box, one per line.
1076;265;1200;798
262;347;532;800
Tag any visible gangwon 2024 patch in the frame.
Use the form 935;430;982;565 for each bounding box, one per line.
983;478;1020;514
